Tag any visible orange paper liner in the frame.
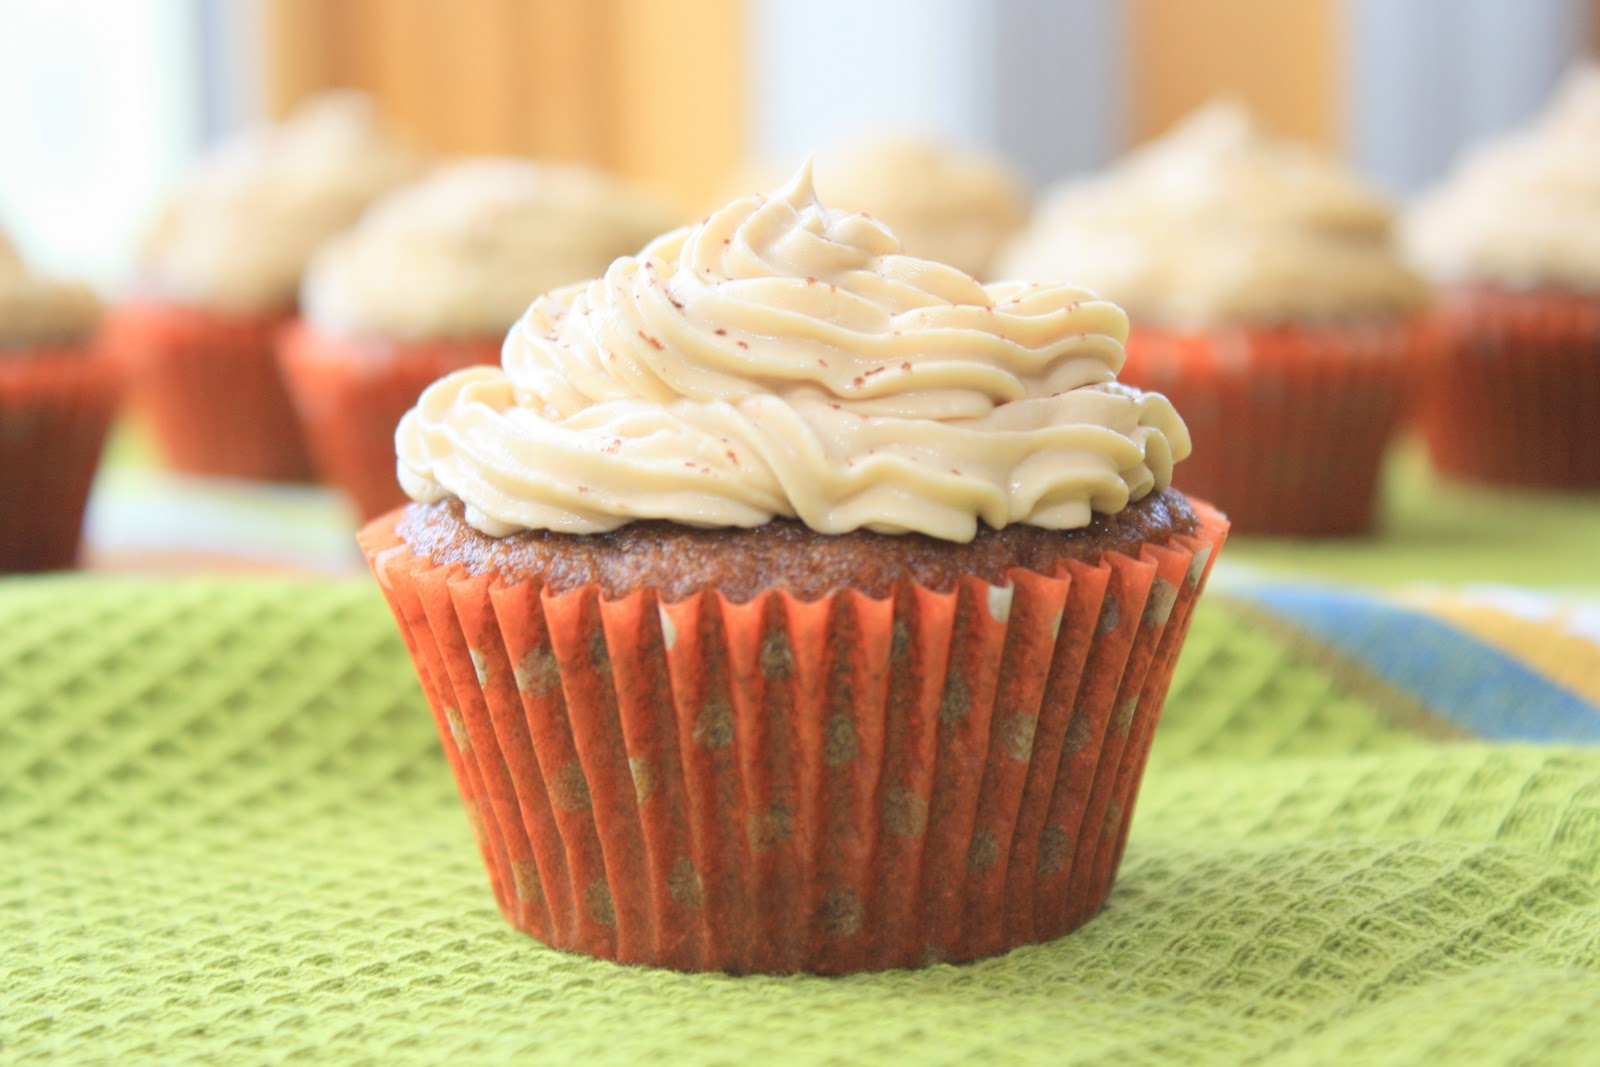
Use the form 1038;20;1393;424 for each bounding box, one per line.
107;300;314;482
278;322;501;520
359;501;1229;974
1123;320;1430;537
0;343;121;571
1418;287;1600;490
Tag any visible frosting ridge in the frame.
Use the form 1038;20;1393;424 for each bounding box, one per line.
397;164;1188;542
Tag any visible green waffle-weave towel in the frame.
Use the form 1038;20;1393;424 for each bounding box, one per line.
4;578;1598;1065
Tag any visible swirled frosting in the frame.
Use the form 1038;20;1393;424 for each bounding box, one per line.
994;102;1428;327
396;164;1189;542
1403;67;1600;291
139;92;420;313
815;137;1030;278
0;229;102;347
302;158;678;339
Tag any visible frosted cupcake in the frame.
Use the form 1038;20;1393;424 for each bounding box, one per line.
113;92;420;481
997;103;1431;536
281;158;677;520
0;231;119;570
360;165;1228;974
1403;67;1600;489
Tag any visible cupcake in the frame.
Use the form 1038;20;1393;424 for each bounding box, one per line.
112;92;420;482
360;165;1228;974
280;158;679;520
996;103;1431;536
0;230;120;571
721;136;1029;278
1403;67;1600;489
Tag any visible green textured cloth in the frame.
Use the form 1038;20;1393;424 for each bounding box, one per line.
5;578;1599;1065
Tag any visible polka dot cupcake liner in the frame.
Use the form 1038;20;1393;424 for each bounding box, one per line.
1418;287;1600;490
359;501;1228;974
1123;320;1432;537
0;342;121;571
107;300;314;482
278;323;500;521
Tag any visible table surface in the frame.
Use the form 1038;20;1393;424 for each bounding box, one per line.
7;423;1598;1066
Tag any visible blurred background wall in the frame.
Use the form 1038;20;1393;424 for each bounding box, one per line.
2;0;1596;287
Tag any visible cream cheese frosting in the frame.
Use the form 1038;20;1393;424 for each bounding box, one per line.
302;158;678;340
139;91;420;313
1403;66;1600;291
814;137;1030;279
0;229;102;347
396;164;1189;543
994;102;1428;327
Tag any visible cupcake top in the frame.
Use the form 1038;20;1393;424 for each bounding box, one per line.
1403;67;1600;292
397;164;1189;544
994;102;1428;327
138;92;421;313
0;229;102;347
788;136;1030;279
301;158;678;340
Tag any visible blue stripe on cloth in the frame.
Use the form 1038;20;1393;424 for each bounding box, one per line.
1236;586;1600;744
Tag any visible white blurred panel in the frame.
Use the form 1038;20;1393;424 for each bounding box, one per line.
750;0;991;162
0;0;203;288
1348;0;1589;195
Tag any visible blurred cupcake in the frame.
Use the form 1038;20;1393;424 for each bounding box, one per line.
112;91;420;482
720;136;1029;277
0;230;119;571
1403;67;1600;489
360;165;1227;974
281;158;677;520
997;103;1431;536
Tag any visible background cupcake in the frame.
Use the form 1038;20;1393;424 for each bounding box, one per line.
280;157;678;521
1403;67;1600;490
995;103;1431;536
719;136;1029;278
362;166;1227;974
0;229;119;571
112;91;420;482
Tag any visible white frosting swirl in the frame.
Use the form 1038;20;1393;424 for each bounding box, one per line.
0;229;101;347
397;164;1189;543
302;158;677;339
1404;66;1600;291
995;102;1428;326
816;137;1030;278
139;92;420;313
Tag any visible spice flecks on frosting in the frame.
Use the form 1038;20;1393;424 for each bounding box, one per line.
0;228;101;346
397;163;1189;542
139;91;420;313
994;102;1428;326
302;158;678;339
1404;66;1600;291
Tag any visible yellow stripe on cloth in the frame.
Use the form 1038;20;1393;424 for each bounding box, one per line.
1402;590;1600;707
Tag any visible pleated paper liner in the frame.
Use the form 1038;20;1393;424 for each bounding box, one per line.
278;323;501;520
360;500;1229;974
0;343;121;571
1123;320;1430;537
1419;287;1600;490
107;300;314;482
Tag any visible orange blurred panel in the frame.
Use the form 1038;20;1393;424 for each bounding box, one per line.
604;0;746;213
516;0;612;161
1129;0;1343;150
260;0;742;203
